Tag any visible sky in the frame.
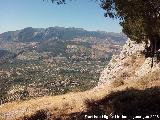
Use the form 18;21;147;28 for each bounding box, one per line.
0;0;122;33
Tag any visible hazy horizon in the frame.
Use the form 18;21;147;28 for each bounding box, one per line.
0;0;122;34
0;26;123;34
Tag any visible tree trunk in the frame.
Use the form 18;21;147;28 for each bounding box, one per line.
149;35;157;67
150;40;154;68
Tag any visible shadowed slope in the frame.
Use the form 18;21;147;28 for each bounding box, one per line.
0;78;160;120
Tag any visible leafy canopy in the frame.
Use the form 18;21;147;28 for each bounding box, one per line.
101;0;160;43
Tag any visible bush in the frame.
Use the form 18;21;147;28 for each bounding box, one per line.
112;79;125;88
139;71;160;86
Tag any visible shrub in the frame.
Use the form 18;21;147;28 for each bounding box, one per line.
112;79;125;88
139;71;160;86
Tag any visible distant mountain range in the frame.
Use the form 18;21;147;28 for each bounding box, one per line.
0;27;127;44
0;27;127;101
0;27;127;62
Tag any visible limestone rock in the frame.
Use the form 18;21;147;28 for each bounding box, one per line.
98;38;160;87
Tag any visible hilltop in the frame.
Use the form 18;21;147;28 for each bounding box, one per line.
0;27;126;43
0;38;160;120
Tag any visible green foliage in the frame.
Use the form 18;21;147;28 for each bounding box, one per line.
120;18;146;43
101;0;160;58
102;1;160;35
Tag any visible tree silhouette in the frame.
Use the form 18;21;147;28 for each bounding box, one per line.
101;0;160;60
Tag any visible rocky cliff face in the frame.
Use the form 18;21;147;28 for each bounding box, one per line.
98;38;160;87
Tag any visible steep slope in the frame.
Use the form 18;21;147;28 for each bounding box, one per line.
98;38;160;87
0;77;159;120
0;39;160;120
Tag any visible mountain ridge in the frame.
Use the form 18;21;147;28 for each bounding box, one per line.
0;27;126;44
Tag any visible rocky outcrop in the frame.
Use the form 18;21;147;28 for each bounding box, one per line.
98;38;160;86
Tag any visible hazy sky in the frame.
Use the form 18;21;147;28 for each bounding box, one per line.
0;0;122;33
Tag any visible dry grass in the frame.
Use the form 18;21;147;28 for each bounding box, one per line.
110;55;145;89
83;87;160;120
0;55;159;120
111;79;125;88
138;71;160;86
0;75;159;120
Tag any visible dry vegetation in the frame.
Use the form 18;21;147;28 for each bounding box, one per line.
0;55;160;120
0;71;160;120
138;71;160;86
111;79;125;88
